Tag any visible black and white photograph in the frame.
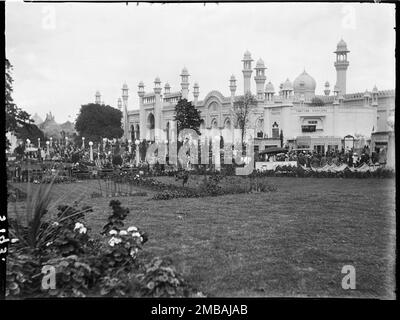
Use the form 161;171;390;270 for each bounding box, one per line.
2;0;396;304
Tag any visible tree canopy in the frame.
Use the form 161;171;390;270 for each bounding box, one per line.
75;103;123;142
174;99;202;135
6;59;44;148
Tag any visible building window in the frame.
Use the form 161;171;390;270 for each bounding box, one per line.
301;125;316;133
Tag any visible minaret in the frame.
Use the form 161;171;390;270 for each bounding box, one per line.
334;39;350;95
242;50;253;94
180;67;190;100
254;58;267;101
372;85;378;106
117;98;123;131
138;81;145;141
324;81;330;96
95;91;101;104
122;83;129;140
229;75;237;102
265;82;275;103
193;82;199;105
154;77;162;142
164;82;171;95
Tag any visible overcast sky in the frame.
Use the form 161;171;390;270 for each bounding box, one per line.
6;2;396;124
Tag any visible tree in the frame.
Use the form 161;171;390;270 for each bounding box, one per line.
5;59;35;148
310;97;325;106
174;99;202;135
75;103;123;142
231;91;257;147
15;123;45;143
280;130;284;148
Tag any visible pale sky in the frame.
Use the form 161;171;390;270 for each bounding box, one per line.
6;2;396;124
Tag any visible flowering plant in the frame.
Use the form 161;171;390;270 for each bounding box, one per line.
101;226;148;270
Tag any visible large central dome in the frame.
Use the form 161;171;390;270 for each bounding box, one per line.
293;70;316;99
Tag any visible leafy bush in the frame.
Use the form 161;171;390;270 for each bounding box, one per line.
137;257;196;297
199;174;222;196
6;192;199;298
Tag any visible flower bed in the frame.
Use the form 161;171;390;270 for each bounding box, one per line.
6;198;202;298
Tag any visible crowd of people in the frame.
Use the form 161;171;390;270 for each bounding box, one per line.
268;146;385;168
10;138;388;171
11;140;138;167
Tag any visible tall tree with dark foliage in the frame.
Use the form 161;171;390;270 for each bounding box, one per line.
75;103;123;142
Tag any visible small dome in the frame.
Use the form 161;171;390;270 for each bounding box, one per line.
122;83;128;89
282;78;293;91
325;81;330;87
256;58;265;68
181;67;189;75
138;81;144;87
164;82;170;88
243;50;252;60
336;39;349;52
265;81;275;93
293;70;316;93
230;74;236;80
372;85;378;92
193;82;199;88
154;76;161;83
364;90;371;98
333;85;340;92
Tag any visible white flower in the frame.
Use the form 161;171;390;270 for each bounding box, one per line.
113;237;122;244
140;237;143;243
11;238;19;244
127;226;138;232
79;227;87;234
119;230;128;236
74;222;84;231
46;241;53;247
108;239;115;247
109;230;118;235
132;232;141;238
52;222;59;227
130;248;139;257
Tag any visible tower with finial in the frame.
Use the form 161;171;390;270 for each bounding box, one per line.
254;58;267;101
324;81;330;96
229;75;237;98
242;50;253;93
372;85;378;106
117;98;122;110
121;83;129;140
153;77;162;141
334;39;350;95
164;82;171;95
95;91;101;104
193;82;199;105
265;82;275;102
138;81;145;141
180;67;190;100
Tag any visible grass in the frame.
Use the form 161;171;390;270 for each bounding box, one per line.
8;177;396;298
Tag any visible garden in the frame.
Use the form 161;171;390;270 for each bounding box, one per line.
6;169;396;298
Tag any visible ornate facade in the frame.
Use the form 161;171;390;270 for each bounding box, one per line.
100;39;394;154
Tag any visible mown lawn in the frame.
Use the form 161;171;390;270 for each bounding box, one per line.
9;177;396;298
